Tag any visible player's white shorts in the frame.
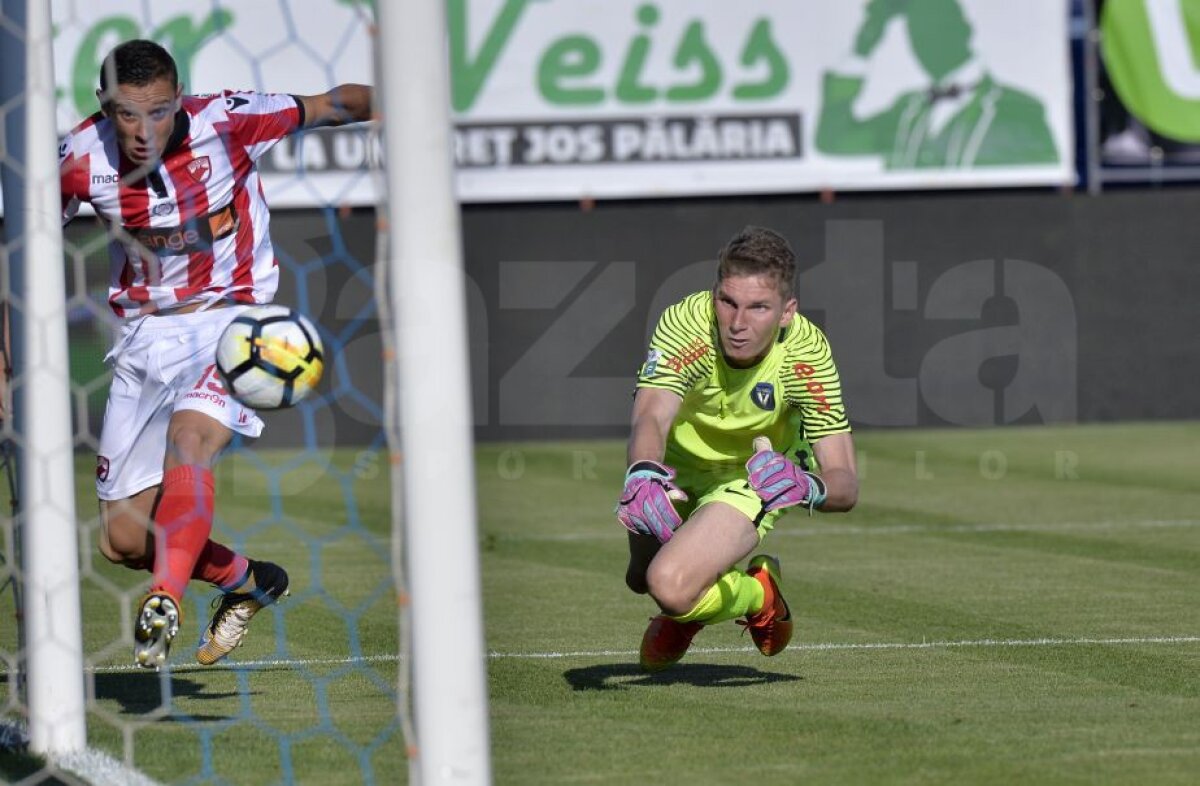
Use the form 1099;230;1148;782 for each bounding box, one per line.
96;306;265;500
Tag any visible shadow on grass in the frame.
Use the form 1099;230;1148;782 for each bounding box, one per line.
0;713;71;784
564;662;802;691
0;751;73;785
94;672;253;721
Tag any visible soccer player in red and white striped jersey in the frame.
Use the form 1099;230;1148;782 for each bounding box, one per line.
59;39;373;669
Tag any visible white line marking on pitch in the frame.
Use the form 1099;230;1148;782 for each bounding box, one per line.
83;635;1200;673
499;518;1200;542
489;636;1200;659
85;654;398;674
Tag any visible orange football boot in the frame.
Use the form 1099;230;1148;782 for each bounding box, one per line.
640;615;704;672
739;555;793;656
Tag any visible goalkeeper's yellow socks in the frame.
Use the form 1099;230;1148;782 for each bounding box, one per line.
670;568;766;626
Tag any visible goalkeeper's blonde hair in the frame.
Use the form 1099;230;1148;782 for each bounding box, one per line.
716;226;796;298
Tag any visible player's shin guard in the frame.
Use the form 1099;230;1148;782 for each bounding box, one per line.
151;465;215;600
671;568;765;626
192;540;251;591
640;569;767;671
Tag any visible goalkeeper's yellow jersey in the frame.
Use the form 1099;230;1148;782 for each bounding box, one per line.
636;291;850;484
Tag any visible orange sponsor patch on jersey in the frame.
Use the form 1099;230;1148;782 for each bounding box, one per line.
793;362;831;412
666;338;709;372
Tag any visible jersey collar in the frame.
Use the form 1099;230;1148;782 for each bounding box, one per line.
162;108;190;157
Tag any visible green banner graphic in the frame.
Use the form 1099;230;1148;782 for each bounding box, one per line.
42;0;1072;205
1101;0;1200;142
816;0;1058;168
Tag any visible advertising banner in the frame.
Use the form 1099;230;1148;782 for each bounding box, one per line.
452;0;1075;199
30;0;1073;208
1096;0;1200;170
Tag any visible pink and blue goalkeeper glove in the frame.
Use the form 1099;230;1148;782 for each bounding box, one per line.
616;461;689;543
746;447;827;513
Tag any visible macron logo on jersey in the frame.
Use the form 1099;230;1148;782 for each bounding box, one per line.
226;95;250;111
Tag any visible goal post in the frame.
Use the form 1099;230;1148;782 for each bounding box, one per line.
0;0;87;756
375;2;492;784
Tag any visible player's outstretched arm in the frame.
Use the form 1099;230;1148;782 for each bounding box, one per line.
297;84;374;129
626;387;681;466
810;432;858;512
616;388;688;542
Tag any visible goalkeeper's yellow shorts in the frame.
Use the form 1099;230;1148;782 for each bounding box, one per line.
673;476;787;542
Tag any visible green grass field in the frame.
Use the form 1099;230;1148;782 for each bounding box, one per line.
3;421;1200;784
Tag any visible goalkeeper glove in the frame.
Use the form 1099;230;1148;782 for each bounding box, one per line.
615;461;689;543
746;440;827;513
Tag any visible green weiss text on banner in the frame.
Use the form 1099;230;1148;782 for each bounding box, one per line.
1102;0;1200;141
449;0;789;110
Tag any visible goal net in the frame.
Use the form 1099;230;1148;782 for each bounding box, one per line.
0;1;487;783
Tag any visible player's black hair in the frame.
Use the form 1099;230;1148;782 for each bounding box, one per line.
716;225;796;297
98;39;178;97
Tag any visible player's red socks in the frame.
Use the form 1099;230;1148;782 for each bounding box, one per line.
192;540;250;592
151;465;216;600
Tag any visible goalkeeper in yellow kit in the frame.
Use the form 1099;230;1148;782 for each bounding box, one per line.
617;225;859;671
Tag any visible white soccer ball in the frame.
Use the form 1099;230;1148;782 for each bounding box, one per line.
215;305;325;410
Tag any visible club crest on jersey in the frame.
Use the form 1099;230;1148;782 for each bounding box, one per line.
96;456;110;482
187;156;212;184
751;382;775;411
